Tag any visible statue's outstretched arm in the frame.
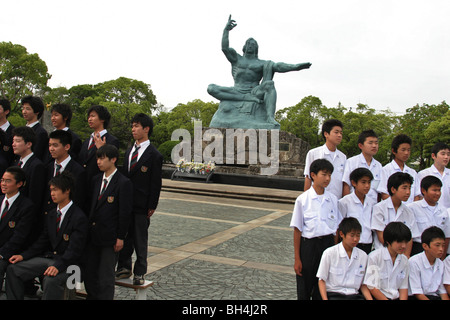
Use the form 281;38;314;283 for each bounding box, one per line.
273;62;312;73
222;15;238;63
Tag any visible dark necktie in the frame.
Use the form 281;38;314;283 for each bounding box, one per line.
98;179;108;200
55;163;62;176
1;200;9;220
88;136;95;150
56;209;62;232
18;160;23;168
129;144;141;171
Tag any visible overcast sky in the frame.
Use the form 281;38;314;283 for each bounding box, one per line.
2;0;449;115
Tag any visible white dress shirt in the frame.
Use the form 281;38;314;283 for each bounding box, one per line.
407;199;450;242
417;164;450;209
408;251;446;297
377;160;419;203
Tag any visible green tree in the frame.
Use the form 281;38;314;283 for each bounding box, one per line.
0;42;51;113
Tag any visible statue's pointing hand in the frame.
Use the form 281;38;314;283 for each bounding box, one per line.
226;15;237;31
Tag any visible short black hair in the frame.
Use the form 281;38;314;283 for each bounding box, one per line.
12;126;36;147
51;103;73;126
383;222;412;246
96;144;119;160
321;119;343;139
49;171;75;200
431;142;449;157
87;105;111;129
309;158;333;181
391;134;412;153
350;167;374;184
357;129;378;145
49;129;72;147
421;226;445;246
339;217;362;235
131;113;154;136
21;95;45;119
387;172;413;196
4;166;26;186
420;175;442;193
0;99;11;117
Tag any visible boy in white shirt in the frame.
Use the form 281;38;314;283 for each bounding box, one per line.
371;172;419;257
303;119;346;199
407;175;450;256
342;130;382;202
444;255;450;295
317;217;372;300
416;142;450;208
339;168;376;254
291;158;341;300
408;227;449;300
364;222;411;300
377;134;420;203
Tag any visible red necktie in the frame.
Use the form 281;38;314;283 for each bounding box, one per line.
1;200;9;220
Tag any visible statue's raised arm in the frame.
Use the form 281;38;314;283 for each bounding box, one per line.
222;15;238;63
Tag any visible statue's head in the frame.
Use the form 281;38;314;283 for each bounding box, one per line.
242;38;258;57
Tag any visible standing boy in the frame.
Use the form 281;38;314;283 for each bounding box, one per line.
116;113;163;285
50;103;82;161
303;119;346;199
371;172;419;257
338;168;376;254
407;175;450;256
83;144;132;300
0;99;15;172
342;129;382;202
377;134;420;203
20;96;48;162
44;130;87;215
316;217;371;300
364;222;411;300
291;158;341;300
0;167;36;289
408;227;449;300
6;172;88;300
77;105;119;183
416;142;450;209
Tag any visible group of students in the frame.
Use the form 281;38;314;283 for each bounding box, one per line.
0;96;163;300
291;119;450;300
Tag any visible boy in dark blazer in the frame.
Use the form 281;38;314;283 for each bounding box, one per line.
44;130;87;215
83;144;132;300
0;99;15;174
6;172;88;300
77;105;119;182
50;103;82;161
116;113;163;285
0;167;36;289
20;96;49;162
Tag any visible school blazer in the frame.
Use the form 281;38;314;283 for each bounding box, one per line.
77;133;120;181
0;124;15;168
30;122;49;162
122;144;163;214
0;194;36;260
67;128;82;161
20;204;88;272
15;154;46;211
88;171;132;247
43;159;87;214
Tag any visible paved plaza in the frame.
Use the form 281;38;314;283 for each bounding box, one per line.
115;179;300;300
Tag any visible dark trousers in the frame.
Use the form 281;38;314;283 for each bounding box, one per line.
117;213;150;276
296;235;334;300
327;292;364;300
5;257;68;300
83;243;116;300
357;243;373;255
411;242;424;256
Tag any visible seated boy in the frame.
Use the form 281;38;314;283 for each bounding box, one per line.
303;119;346;199
338;167;376;254
408;226;449;300
407;175;450;256
371;172;419;257
291;158;341;300
444;255;450;296
364;222;411;300
342;129;382;202
316;217;372;300
6;172;88;300
377;134;420;203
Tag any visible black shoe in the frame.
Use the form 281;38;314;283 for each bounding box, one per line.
133;275;145;285
115;268;132;280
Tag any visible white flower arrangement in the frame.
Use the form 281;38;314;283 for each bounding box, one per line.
176;158;215;174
